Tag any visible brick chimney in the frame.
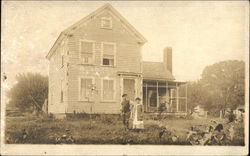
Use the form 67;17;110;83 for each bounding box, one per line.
163;47;172;73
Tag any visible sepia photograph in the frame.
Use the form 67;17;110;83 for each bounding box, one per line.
1;1;249;155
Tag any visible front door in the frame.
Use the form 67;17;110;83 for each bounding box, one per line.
123;79;135;101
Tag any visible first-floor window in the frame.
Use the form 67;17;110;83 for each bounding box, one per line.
80;78;93;101
102;79;115;101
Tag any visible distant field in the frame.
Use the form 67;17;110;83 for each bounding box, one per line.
5;114;244;145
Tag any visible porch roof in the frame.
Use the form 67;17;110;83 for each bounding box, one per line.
143;80;186;88
142;61;175;80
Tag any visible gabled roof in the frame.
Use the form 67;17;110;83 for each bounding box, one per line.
46;3;147;59
142;61;175;80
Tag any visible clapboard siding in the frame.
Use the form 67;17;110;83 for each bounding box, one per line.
48;5;144;115
67;64;122;113
48;41;68;114
67;10;142;73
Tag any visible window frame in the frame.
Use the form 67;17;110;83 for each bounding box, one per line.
79;40;95;65
101;42;116;67
78;76;95;101
101;17;112;29
101;77;116;102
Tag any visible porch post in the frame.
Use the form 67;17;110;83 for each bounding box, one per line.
145;82;148;112
120;78;123;102
185;84;188;113
135;79;138;98
157;81;159;112
166;81;168;112
170;88;173;112
176;83;179;112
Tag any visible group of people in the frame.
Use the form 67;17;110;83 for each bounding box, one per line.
121;94;144;131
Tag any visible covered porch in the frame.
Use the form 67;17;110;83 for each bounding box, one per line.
143;79;187;114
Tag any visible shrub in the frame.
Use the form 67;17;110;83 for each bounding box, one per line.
97;114;121;125
231;120;244;145
66;112;89;120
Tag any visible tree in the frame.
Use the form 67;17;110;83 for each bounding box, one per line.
200;60;245;113
7;73;48;114
187;81;206;111
186;80;216;114
186;60;245;116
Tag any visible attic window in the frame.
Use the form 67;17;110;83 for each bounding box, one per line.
101;17;112;29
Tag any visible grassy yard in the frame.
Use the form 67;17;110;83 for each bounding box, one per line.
5;114;244;145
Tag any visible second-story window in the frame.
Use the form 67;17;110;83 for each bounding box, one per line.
102;43;115;66
80;41;94;64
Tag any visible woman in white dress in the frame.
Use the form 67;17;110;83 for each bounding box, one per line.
130;97;144;130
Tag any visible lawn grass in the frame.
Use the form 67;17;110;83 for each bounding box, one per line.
5;114;244;145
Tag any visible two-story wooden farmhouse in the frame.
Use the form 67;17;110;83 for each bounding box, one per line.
46;4;187;118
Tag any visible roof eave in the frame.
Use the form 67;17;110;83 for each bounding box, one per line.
143;77;176;81
46;32;65;60
63;3;147;43
107;4;147;43
45;3;147;60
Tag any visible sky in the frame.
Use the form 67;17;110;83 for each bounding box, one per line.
1;1;248;103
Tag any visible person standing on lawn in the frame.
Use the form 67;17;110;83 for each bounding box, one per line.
121;94;131;129
130;97;144;131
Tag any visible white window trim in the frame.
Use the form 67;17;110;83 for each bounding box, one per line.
101;17;112;29
101;77;116;102
78;76;95;101
79;39;95;65
101;42;116;67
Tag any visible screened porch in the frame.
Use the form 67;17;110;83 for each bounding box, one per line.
143;80;187;114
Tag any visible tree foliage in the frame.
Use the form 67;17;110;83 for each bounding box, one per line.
7;73;48;113
187;60;245;114
187;81;211;111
